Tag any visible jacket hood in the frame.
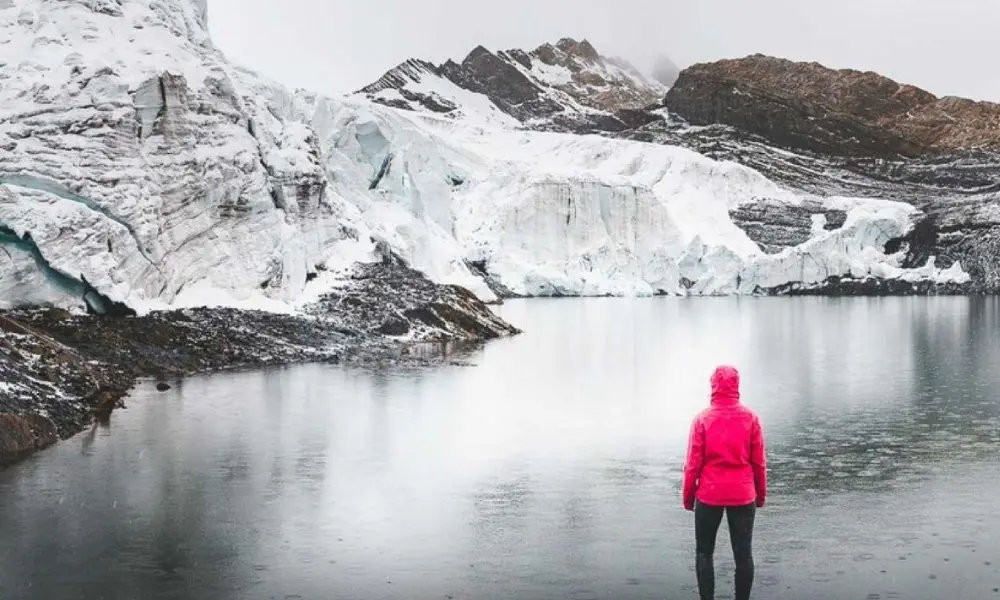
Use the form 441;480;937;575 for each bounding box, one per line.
710;365;741;406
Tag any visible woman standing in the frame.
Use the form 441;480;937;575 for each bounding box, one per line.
682;365;767;600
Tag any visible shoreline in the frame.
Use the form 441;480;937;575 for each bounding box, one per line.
0;261;520;466
1;269;978;466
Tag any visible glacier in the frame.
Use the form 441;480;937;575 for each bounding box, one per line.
294;98;970;298
0;0;969;314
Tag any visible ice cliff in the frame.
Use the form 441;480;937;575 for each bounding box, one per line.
315;104;969;296
0;0;971;314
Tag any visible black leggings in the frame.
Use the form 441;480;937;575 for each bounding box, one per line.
694;500;756;600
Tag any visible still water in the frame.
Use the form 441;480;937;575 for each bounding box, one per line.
2;298;1000;600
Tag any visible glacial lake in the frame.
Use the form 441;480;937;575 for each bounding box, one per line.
2;297;1000;600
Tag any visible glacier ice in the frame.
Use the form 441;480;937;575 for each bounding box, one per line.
314;105;969;298
0;0;969;313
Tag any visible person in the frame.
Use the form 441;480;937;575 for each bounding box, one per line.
682;365;767;600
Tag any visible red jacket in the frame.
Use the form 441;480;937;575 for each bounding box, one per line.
683;366;767;510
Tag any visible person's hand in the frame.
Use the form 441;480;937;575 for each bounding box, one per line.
755;497;765;509
684;501;695;512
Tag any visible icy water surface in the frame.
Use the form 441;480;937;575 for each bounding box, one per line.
2;297;1000;600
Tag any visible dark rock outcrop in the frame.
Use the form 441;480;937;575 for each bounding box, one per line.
0;413;59;461
0;261;519;465
358;59;460;114
763;276;970;296
608;55;1000;290
730;200;847;254
665;55;1000;159
359;38;666;125
359;48;1000;292
305;260;520;340
465;260;522;300
439;46;563;121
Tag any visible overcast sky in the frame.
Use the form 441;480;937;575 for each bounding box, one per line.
208;0;1000;101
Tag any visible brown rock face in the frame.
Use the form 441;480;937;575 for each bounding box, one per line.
0;413;57;462
523;39;663;114
665;55;1000;158
553;38;601;62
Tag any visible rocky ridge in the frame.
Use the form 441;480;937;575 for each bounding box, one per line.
359;37;666;132
357;44;999;294
652;56;1000;291
665;54;1000;159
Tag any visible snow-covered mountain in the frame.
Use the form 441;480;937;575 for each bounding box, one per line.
0;0;976;315
358;38;667;133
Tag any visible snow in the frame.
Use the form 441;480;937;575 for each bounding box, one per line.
373;88;405;102
0;0;971;314
527;61;575;86
164;284;297;314
310;103;967;297
734;201;917;293
936;262;972;284
402;72;520;128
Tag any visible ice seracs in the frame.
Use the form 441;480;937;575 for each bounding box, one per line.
0;0;972;315
0;0;358;313
322;108;969;297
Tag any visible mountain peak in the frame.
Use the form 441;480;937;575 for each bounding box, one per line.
553;38;601;61
358;38;666;129
464;45;495;63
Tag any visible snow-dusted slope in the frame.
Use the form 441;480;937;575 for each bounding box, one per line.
0;0;969;314
359;38;667;130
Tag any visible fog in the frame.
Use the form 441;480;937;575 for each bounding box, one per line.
208;0;1000;102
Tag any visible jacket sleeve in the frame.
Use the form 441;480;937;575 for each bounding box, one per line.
750;416;767;507
682;417;704;510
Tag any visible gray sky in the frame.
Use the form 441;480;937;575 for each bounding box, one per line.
208;0;1000;101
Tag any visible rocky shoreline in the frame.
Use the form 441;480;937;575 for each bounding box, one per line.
0;260;520;465
0;246;983;466
762;276;971;296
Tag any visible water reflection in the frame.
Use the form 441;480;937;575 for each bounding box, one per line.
1;297;1000;600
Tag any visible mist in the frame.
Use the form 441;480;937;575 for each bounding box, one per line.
207;0;1000;101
